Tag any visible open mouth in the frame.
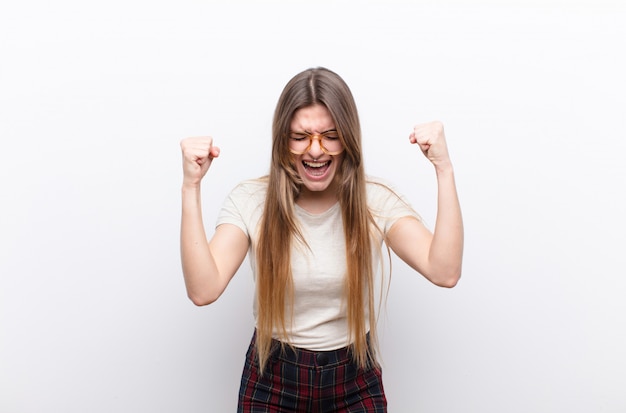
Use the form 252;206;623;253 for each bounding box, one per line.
303;160;331;177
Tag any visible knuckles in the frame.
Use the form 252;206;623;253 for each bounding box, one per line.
414;121;444;134
180;137;214;158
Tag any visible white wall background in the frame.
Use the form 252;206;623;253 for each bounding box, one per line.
1;0;625;412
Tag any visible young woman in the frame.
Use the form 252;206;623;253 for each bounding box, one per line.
180;67;463;412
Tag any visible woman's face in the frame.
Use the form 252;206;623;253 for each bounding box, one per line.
289;104;344;198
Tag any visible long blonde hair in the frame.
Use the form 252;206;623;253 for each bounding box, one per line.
256;67;378;373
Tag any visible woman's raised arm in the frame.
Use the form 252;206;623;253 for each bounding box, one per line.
386;122;464;287
180;137;249;305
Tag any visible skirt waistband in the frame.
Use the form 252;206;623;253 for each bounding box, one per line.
272;340;352;368
252;330;371;368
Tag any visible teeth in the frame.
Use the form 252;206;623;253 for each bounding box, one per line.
304;161;329;168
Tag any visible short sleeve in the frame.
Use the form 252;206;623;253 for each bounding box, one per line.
215;179;267;240
366;177;422;235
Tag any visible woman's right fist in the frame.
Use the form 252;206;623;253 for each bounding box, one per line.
180;136;220;186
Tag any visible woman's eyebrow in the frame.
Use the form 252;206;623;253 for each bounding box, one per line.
290;128;337;134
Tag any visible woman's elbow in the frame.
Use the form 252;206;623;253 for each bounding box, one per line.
437;275;460;288
187;291;219;306
431;268;462;288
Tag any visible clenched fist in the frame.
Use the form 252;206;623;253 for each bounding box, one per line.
409;121;451;169
180;136;221;186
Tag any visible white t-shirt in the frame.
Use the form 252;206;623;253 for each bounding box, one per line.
216;176;421;351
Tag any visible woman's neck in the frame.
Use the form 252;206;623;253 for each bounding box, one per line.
296;187;339;214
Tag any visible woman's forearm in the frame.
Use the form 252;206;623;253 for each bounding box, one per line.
428;162;464;286
180;184;221;305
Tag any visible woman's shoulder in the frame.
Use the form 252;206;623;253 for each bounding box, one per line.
230;176;268;193
225;176;268;205
365;175;416;211
365;175;399;196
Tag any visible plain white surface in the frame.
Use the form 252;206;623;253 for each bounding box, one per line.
1;1;625;412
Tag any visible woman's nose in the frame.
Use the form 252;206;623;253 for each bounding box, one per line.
307;135;324;157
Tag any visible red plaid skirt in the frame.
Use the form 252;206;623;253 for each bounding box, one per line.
237;330;387;412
